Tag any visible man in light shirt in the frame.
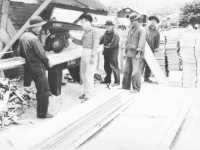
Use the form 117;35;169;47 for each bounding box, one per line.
69;14;100;102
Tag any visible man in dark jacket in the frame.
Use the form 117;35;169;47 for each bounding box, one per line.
141;16;160;83
99;20;120;86
19;16;53;118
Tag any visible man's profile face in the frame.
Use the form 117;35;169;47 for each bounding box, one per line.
34;26;42;35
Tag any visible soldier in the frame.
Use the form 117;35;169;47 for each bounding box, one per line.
99;20;120;86
19;16;53;118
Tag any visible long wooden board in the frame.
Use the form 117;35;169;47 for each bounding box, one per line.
144;43;166;84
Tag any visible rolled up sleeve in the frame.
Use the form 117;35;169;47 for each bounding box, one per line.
137;28;146;51
72;37;83;46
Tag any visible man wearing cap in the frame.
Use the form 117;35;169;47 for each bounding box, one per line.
99;20;120;86
69;14;100;102
141;16;160;83
19;16;53;118
119;13;146;93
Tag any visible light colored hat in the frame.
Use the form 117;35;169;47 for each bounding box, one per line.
129;13;141;20
28;16;46;28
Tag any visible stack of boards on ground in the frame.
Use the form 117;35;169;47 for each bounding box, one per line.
155;36;166;75
165;36;181;73
179;38;196;88
1;90;135;149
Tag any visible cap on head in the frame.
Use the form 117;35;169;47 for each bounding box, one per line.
129;13;141;21
29;16;46;28
149;16;159;23
105;20;114;26
79;14;93;23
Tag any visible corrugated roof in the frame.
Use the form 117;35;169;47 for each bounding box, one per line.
11;0;108;11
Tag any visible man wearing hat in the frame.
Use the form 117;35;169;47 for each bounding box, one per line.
19;16;53;118
99;20;120;86
141;16;160;83
119;13;146;93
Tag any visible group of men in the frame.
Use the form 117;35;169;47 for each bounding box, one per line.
19;12;160;119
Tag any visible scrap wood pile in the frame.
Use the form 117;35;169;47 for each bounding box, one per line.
0;77;36;128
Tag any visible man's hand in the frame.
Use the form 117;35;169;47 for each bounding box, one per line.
135;51;141;59
104;46;109;49
69;33;74;40
90;56;95;65
48;60;54;68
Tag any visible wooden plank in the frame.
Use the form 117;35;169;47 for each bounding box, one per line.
0;0;52;58
0;28;11;44
6;18;17;37
149;97;194;149
145;43;166;84
6;90;122;148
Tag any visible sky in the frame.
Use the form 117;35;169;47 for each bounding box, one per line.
100;0;193;6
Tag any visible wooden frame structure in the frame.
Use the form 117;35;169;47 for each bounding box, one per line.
0;0;108;95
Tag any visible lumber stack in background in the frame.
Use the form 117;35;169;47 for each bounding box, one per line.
2;90;135;149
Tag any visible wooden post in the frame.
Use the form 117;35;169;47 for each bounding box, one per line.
0;0;10;53
0;0;52;58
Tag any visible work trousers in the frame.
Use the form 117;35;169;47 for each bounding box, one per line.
142;59;151;79
31;72;50;116
80;48;97;99
104;57;120;84
122;57;141;92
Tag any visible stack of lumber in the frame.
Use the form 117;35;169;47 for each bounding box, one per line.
168;71;182;87
165;36;181;72
195;39;200;88
155;37;166;75
3;90;135;149
179;38;196;88
0;77;35;128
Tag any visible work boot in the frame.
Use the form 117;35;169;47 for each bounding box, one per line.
37;113;54;119
144;78;153;83
100;81;110;84
81;98;90;103
79;94;85;99
130;90;139;93
112;83;120;87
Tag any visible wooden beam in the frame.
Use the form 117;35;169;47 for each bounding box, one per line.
0;0;10;52
0;0;52;58
0;28;11;44
73;11;89;24
54;3;108;15
6;18;17;37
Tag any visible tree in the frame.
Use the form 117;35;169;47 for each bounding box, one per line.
179;0;200;27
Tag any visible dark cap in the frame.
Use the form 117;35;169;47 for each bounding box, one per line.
149;16;159;23
105;20;114;26
79;14;93;23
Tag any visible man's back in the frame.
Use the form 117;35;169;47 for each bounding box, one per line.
20;31;49;75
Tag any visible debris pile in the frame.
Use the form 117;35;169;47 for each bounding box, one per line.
0;78;36;128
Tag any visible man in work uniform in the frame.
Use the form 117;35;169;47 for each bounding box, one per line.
99;20;120;87
69;14;100;102
19;16;53;118
141;16;160;83
119;13;146;93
